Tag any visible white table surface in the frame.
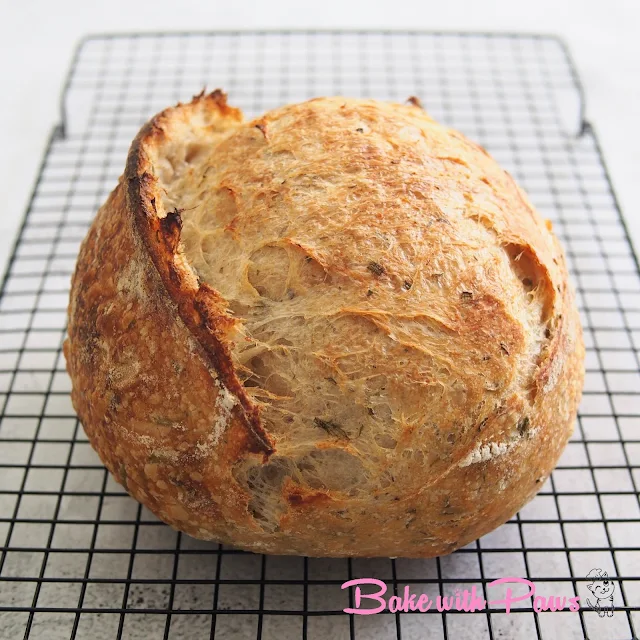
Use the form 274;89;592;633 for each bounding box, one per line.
0;0;638;279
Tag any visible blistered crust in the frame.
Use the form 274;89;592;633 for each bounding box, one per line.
65;92;584;556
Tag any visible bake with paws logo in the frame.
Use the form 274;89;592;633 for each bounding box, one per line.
341;572;621;618
585;568;615;617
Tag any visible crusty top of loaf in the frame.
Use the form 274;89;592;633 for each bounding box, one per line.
125;91;577;531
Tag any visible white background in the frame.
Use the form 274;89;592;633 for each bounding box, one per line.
0;0;638;277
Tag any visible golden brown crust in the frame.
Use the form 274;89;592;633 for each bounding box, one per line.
65;91;584;556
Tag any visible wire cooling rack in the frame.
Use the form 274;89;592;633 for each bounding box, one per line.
0;31;639;640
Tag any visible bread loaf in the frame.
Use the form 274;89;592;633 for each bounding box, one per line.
64;91;584;557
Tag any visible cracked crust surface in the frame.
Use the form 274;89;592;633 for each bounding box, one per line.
64;91;584;557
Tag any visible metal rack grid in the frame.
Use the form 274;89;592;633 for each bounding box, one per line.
0;31;639;640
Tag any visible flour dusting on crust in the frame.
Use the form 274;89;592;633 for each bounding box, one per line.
459;427;540;468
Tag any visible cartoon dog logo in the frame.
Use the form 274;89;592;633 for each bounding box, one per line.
586;568;615;617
